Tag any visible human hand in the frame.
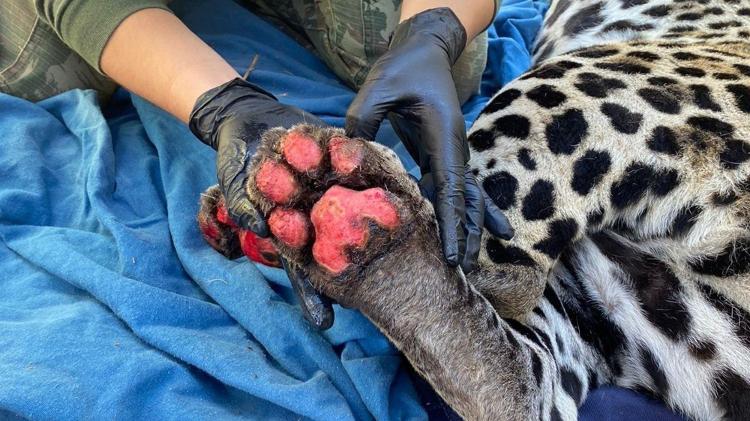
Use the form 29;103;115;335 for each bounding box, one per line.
345;8;512;272
190;78;334;329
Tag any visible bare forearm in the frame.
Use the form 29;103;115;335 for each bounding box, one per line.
100;8;239;123
400;0;495;42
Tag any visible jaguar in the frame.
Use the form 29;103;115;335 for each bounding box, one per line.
198;0;750;419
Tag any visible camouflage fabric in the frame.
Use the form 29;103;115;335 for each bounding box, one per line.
245;0;494;104
0;1;117;103
0;0;171;103
1;0;495;104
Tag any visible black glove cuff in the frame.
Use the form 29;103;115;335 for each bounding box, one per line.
390;7;468;65
189;77;278;150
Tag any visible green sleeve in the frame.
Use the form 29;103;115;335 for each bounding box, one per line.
33;0;172;73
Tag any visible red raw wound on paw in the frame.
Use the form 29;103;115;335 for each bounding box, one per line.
329;137;364;175
239;230;281;267
198;199;243;258
282;131;323;172
255;160;299;204
310;186;399;274
269;208;311;248
215;202;238;229
199;201;234;241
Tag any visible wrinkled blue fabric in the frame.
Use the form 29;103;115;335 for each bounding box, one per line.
0;0;684;419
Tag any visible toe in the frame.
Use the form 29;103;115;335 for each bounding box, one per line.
329;136;365;175
255;160;300;205
282;129;324;173
197;185;243;259
268;208;311;249
239;230;281;267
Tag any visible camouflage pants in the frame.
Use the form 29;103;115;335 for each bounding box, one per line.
0;1;486;104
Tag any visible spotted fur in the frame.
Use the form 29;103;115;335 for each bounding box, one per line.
460;0;750;419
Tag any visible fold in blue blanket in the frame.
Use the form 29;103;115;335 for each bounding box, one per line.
0;0;684;420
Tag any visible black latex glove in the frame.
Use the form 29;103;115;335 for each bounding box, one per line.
346;8;513;272
190;77;333;329
419;172;514;272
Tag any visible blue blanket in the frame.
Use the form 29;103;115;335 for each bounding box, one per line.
0;0;684;420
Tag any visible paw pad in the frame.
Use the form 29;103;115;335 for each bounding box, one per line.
269;208;311;248
329;136;364;175
197;186;281;267
311;186;399;274
256;161;299;204
215;202;238;228
239;230;281;267
282;130;324;172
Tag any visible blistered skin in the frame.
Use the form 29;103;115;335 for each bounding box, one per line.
282;131;324;172
197;185;281;267
310;186;400;274
268;208;310;249
329;136;364;175
255;161;298;204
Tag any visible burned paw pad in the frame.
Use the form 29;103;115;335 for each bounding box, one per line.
311;186;400;275
197;188;241;258
268;208;310;249
329;136;364;175
245;125;412;276
238;230;281;267
255;161;299;205
281;130;324;172
197;186;281;267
